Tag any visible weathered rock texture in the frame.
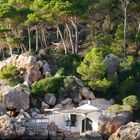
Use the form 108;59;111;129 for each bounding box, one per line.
3;87;30;112
62;76;95;103
105;54;122;78
44;93;57;106
109;122;140;140
0;54;51;84
98;112;133;136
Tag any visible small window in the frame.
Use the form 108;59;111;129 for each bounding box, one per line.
65;114;77;127
70;114;77;127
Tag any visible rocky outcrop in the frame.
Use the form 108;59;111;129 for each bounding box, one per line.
3;87;30;112
104;54;122;78
109;122;140;140
63;76;95;102
0;54;51;84
80;87;95;100
98;111;133;136
41;101;49;112
44;93;57;106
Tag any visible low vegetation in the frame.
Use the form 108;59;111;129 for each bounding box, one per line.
31;76;65;97
123;95;140;110
0;65;23;86
107;104;132;114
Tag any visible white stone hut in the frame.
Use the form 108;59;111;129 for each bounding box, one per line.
45;103;102;135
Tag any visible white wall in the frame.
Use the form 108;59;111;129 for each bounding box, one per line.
47;112;101;133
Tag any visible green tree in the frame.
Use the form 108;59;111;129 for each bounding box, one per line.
77;46;111;91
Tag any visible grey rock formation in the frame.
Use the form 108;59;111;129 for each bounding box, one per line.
98;111;133;136
109;122;140;140
104;54;122;78
44;93;57;106
41;101;50;112
61;98;72;105
3;87;30;112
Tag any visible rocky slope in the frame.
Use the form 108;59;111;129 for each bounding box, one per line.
109;122;140;140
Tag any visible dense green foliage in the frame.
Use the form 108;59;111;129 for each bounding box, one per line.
107;104;132;114
0;65;23;86
77;47;111;91
0;65;20;79
31;76;64;97
123;95;140;110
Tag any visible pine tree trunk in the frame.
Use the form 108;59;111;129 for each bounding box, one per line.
136;23;140;55
22;43;27;52
41;26;47;49
71;20;79;54
27;26;31;51
124;8;127;56
66;23;75;54
58;26;67;55
56;27;59;41
36;26;39;52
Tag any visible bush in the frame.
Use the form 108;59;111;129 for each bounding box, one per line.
0;65;20;79
89;78;112;91
107;104;132;114
0;65;23;86
123;95;140;110
116;78;137;102
31;76;65;97
54;68;65;77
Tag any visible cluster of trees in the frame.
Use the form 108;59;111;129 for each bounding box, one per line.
1;0;140;104
0;0;140;58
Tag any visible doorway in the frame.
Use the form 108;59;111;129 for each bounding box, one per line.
82;118;93;132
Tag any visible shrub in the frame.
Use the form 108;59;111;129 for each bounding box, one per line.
107;104;132;114
0;65;20;79
123;95;140;110
0;65;23;86
89;78;112;91
31;76;65;97
54;68;65;77
8;76;24;87
116;78;137;102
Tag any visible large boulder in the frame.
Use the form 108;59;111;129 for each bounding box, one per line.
42;61;51;75
80;87;95;100
104;54;122;78
63;76;94;102
61;98;75;109
0;54;51;84
3;87;30;112
61;98;72;105
44;93;57;106
41;101;50;112
26;63;41;83
109;122;140;140
98;111;133;136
